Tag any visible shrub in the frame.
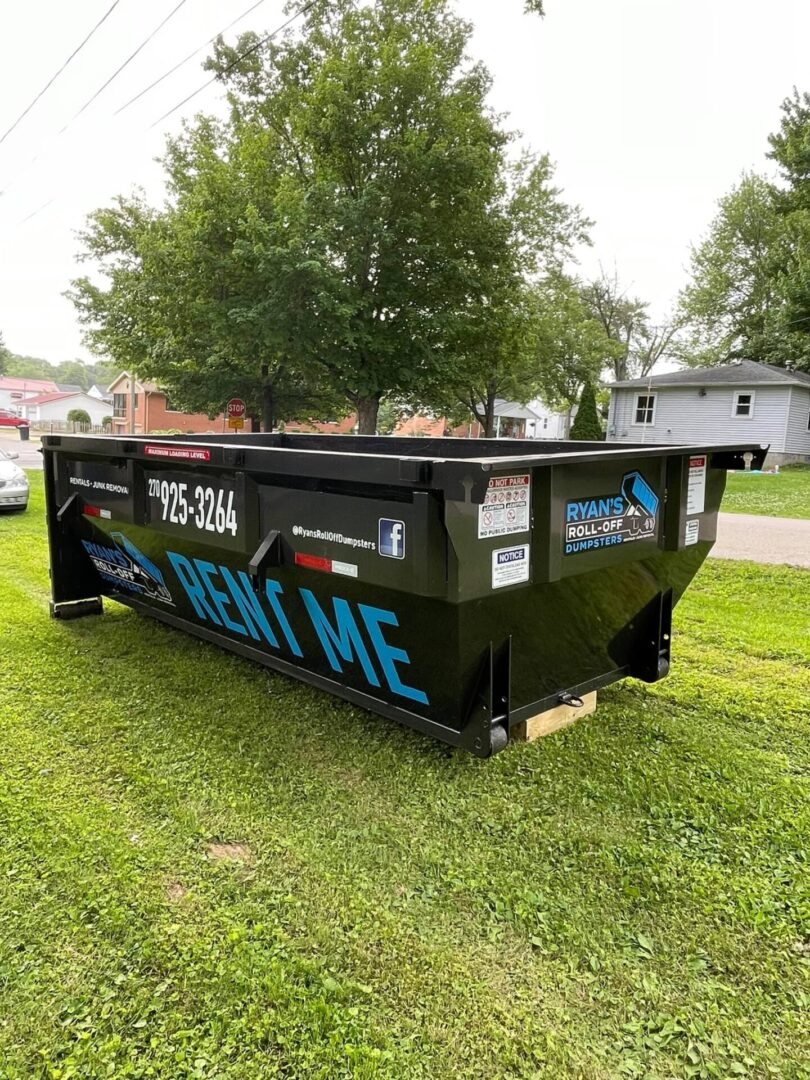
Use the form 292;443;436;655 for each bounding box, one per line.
67;409;91;426
569;382;604;440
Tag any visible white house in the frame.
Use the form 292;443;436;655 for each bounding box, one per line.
0;375;60;412
18;391;112;427
87;383;113;403
606;361;810;466
523;399;570;440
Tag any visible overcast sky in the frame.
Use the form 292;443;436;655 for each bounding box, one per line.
0;0;808;366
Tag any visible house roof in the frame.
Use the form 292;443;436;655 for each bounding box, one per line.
493;399;544;420
20;391;90;405
609;360;810;391
57;383;84;393
0;375;60;393
107;371;159;394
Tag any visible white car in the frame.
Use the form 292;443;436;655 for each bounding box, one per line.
0;448;28;510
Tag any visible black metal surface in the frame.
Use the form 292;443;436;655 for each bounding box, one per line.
42;432;767;755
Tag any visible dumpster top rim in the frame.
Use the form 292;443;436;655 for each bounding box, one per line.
40;431;769;468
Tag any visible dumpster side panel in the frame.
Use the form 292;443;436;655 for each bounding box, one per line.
55;511;475;735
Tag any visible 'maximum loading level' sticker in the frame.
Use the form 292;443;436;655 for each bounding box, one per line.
564;470;659;555
478;474;530;539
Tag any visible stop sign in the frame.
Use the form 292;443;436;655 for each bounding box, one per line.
226;398;246;420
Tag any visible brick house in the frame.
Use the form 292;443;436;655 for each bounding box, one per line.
108;373;226;435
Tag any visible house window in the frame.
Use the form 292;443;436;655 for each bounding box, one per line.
733;391;755;418
634;393;656;425
113;393;137;417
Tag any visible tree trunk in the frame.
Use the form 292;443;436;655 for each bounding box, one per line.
355;394;380;435
249;414;261;433
261;364;274;432
483;389;496;438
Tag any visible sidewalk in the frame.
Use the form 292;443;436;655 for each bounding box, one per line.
711;512;810;569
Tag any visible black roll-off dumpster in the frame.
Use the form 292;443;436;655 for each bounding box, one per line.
42;434;766;756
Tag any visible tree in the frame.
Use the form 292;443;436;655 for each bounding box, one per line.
532;273;611;431
202;0;515;433
582;269;682;381
67;409;91;426
632;317;684;377
0;333;9;376
69;160;339;431
569;380;602;440
676;91;810;374
677;173;789;366
581;270;646;381
418;159;592;436
54;360;91;390
766;88;810;371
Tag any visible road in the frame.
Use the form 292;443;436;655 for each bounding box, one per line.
712;512;810;569
0;429;43;469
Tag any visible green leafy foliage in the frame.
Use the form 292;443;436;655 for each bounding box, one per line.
0;475;808;1076
68;0;601;435
678;174;791;366
679;90;810;372
569;379;603;439
66;408;91;425
0;349;121;390
0;332;9;376
417;161;593;436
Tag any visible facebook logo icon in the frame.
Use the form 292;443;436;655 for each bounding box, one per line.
378;518;405;559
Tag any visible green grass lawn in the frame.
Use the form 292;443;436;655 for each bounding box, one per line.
722;465;810;519
1;475;808;1079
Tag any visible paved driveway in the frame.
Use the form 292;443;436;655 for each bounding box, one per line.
712;512;810;569
0;429;43;469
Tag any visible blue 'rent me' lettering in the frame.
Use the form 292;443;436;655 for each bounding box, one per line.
166;551;302;656
164;551;429;706
300;589;380;688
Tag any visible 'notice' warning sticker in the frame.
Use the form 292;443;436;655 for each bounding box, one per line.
478;474;531;539
492;544;530;589
687;456;707;515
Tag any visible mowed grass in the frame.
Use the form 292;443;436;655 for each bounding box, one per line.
0;475;808;1080
722;465;810;519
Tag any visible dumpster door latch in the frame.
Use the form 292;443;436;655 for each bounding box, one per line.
249;530;283;592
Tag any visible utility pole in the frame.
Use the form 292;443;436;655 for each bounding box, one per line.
129;373;136;435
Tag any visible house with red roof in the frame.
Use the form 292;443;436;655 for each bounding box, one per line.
0;375;60;412
18;390;112;427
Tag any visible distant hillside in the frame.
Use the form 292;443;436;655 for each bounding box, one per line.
3;353;122;391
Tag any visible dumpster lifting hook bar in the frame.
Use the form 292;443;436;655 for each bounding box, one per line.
557;692;584;709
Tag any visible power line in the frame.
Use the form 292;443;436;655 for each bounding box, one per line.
18;198;54;224
151;0;316;128
0;0;124;147
1;0;190;195
62;0;192;134
7;0;317;226
115;0;269;117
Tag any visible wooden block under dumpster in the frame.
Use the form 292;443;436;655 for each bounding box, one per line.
512;692;597;742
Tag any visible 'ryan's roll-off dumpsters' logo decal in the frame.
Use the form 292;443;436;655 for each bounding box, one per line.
564;471;660;555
